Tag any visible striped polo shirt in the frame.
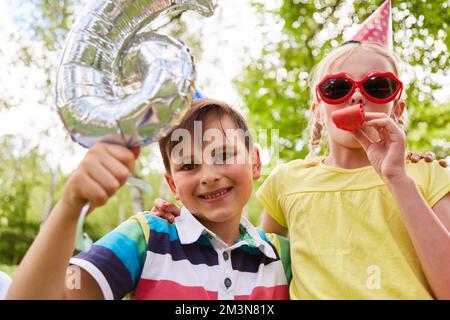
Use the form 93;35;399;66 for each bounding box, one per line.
70;207;291;300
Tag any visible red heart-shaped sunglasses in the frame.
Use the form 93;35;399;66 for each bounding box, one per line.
316;71;403;105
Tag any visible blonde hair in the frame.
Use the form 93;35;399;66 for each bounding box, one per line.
305;42;408;164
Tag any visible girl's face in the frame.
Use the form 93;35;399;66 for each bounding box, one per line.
315;49;404;149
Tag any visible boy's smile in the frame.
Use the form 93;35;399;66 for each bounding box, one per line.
198;186;233;203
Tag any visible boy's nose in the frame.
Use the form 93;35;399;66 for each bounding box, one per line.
349;88;366;106
200;165;220;185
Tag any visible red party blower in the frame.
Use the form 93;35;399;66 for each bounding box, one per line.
331;104;366;132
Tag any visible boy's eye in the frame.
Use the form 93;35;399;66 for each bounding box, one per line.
181;163;199;171
215;152;235;163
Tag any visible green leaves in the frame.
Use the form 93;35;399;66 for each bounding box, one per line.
0;137;44;264
407;102;450;158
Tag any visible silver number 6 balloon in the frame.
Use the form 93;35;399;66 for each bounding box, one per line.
55;0;218;251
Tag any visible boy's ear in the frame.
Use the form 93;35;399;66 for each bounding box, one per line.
164;173;180;200
251;146;262;180
392;100;406;120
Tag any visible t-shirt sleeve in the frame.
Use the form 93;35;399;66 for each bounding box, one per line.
256;164;287;228
425;161;450;207
70;213;149;300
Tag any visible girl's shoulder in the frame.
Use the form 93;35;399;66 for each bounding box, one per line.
406;159;450;183
405;160;450;202
259;159;324;196
269;158;320;177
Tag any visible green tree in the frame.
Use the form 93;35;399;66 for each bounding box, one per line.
0;136;49;264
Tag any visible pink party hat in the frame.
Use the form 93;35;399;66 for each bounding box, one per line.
348;0;393;50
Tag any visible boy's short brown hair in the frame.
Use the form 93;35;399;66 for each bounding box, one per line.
158;98;253;174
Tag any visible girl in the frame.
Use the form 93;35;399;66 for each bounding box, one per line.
257;40;450;299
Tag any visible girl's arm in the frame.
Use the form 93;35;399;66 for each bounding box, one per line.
6;143;137;299
353;113;450;299
385;176;450;299
261;210;288;237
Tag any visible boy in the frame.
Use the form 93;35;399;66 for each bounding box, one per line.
7;98;290;300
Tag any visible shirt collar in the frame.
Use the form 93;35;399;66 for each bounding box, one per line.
174;207;277;259
174;207;207;245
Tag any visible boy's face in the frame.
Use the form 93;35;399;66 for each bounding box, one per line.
164;115;261;225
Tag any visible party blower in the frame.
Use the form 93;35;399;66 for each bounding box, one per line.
331;104;366;132
55;0;218;252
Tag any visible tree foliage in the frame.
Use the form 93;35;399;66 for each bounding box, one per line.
0;137;47;264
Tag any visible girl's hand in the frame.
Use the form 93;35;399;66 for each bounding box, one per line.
351;112;407;182
151;198;181;223
62;143;139;219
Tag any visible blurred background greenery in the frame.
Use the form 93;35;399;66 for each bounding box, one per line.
0;0;448;274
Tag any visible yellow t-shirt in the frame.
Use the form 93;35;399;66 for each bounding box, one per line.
256;159;450;299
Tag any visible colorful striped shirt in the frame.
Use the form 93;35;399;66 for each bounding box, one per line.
70;207;291;300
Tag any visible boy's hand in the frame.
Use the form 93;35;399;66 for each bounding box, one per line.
151;198;181;223
406;151;447;168
62;143;139;218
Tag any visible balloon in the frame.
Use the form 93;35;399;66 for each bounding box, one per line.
193;88;205;100
55;0;218;148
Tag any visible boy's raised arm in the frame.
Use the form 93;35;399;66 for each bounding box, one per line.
6;143;137;299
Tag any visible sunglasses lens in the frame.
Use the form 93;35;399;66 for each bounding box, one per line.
363;76;398;99
319;78;353;100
